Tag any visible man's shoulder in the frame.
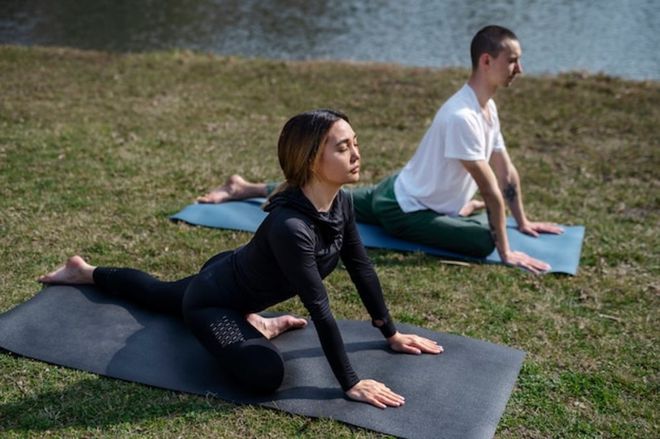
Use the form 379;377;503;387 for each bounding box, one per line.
437;85;479;121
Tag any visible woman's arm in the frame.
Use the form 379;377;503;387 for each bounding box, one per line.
340;197;443;356
268;216;359;391
339;196;397;336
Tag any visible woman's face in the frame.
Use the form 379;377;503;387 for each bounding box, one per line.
313;119;361;187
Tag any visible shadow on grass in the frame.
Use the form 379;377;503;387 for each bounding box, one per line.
0;370;236;433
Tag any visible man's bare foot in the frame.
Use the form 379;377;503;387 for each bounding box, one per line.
38;255;96;284
246;313;307;340
196;174;269;204
458;199;486;216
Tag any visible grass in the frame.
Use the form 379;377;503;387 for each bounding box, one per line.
0;45;658;438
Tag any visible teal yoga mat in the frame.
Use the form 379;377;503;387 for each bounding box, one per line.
0;285;525;439
171;199;585;275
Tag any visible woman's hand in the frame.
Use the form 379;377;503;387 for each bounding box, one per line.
387;332;443;355
345;379;405;409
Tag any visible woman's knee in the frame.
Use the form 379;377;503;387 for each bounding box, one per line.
225;339;285;393
184;307;285;394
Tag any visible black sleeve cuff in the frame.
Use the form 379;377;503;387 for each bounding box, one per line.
372;315;397;338
340;373;360;392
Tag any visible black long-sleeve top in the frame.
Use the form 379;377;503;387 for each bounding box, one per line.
231;187;396;391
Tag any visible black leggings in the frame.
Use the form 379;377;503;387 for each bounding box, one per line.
93;256;285;393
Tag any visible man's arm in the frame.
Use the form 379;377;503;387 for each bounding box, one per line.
460;159;550;274
489;150;563;236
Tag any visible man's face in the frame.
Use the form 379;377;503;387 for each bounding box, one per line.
490;38;523;87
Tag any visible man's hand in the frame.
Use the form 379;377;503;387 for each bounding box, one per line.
502;250;550;274
518;221;564;237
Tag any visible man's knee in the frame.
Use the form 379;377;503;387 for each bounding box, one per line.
457;224;495;257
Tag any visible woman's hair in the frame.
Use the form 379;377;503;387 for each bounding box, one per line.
470;25;518;70
270;109;350;197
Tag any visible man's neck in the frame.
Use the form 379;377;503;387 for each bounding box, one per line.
467;73;497;108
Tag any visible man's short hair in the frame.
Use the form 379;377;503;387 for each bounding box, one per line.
470;25;518;70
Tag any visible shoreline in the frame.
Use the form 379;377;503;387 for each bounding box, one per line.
2;43;658;84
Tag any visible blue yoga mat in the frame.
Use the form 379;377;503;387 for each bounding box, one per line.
170;199;585;275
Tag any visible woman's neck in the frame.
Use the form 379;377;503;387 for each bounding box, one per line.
301;180;340;212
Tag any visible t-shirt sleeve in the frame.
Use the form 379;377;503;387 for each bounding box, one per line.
268;215;359;391
339;195;396;338
444;112;486;161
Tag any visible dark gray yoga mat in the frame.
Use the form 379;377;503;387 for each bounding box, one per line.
171;199;585;275
0;286;525;439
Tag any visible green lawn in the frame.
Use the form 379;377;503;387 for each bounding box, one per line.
0;45;658;438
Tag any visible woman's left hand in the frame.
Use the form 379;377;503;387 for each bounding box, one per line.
387;332;443;355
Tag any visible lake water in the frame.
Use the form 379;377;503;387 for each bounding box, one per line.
1;0;659;80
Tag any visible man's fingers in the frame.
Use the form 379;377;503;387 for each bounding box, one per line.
542;224;564;234
513;253;550;274
529;222;564;235
523;258;550;274
522;227;539;237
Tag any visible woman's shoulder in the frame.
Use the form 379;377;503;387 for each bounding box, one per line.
264;204;316;236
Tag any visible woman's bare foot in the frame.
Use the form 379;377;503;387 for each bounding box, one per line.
458;199;486;216
246;313;307;340
38;255;96;284
196;174;269;204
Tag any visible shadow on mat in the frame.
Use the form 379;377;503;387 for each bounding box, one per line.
280;340;392;361
70;287;349;405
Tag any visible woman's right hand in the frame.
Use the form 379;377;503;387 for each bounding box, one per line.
345;379;405;409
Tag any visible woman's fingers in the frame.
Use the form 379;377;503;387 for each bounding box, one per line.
391;334;444;354
346;379;405;409
413;336;443;353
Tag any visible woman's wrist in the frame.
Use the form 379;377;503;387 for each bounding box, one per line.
386;331;400;342
372;316;396;338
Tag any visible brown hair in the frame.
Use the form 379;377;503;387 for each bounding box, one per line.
470;25;518;70
269;109;350;198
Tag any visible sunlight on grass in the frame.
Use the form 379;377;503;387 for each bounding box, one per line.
0;45;657;438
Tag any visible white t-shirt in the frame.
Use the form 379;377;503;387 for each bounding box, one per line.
394;84;506;216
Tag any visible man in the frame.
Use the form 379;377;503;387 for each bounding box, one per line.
198;26;562;273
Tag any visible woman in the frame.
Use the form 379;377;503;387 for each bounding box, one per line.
39;109;442;408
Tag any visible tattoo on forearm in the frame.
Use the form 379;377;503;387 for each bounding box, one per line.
486;208;498;246
503;183;517;204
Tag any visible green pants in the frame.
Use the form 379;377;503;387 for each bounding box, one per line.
351;174;495;257
267;175;495;257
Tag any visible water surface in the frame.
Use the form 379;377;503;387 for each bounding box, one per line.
1;0;658;80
